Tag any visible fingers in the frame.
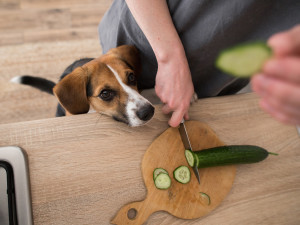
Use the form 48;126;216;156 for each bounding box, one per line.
161;92;196;127
161;103;189;127
259;98;300;125
169;110;186;127
251;25;300;126
251;75;300;125
184;112;190;121
252;75;300;108
161;104;172;115
263;57;300;84
268;25;300;57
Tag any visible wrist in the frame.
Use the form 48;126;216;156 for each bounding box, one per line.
154;43;187;65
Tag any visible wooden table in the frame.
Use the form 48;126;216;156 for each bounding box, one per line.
0;93;299;225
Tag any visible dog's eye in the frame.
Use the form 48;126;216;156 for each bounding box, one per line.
99;89;115;101
127;72;136;85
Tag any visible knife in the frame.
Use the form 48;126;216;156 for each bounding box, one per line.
179;119;201;184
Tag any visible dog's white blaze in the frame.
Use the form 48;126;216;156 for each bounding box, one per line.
107;65;153;126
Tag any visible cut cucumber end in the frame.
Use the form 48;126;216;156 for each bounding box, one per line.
216;41;272;77
154;173;171;190
173;165;191;184
185;150;195;167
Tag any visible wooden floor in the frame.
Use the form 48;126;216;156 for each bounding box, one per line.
0;0;112;124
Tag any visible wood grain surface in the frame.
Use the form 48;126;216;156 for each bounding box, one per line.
0;0;112;45
112;121;236;225
0;0;112;125
0;1;299;224
0;93;299;225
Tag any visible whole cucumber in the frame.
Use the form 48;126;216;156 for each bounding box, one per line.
189;145;277;168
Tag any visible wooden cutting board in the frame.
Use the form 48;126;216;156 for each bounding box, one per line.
111;121;236;225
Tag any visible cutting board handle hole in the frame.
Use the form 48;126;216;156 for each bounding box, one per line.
127;208;137;220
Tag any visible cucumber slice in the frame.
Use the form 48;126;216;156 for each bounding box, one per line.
185;145;278;169
199;192;211;206
173;165;191;184
154;173;171;190
153;168;168;181
216;42;272;77
184;150;195;167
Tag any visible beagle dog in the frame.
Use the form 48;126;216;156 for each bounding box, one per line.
11;45;155;127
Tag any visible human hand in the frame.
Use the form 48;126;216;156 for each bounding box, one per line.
251;25;300;125
155;50;195;127
124;0;196;127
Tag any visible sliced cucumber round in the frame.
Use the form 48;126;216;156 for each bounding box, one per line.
216;41;272;77
154;173;171;190
173;165;191;184
185;150;195;167
153;168;168;181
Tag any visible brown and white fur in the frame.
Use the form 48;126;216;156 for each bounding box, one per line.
11;45;155;127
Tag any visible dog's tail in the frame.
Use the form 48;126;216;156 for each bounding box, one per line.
10;75;56;95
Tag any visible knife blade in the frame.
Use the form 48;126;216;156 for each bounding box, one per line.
179;119;201;184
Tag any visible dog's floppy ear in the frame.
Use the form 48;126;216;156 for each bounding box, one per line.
108;45;141;75
53;67;90;115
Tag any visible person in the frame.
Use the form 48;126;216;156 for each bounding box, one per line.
98;0;300;127
252;25;300;126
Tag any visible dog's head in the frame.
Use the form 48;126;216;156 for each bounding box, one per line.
53;45;154;127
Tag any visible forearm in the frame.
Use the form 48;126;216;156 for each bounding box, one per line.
125;0;194;127
125;0;185;62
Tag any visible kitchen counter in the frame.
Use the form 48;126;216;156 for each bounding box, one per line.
0;93;299;225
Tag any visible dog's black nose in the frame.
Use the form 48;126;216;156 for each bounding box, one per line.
136;104;155;121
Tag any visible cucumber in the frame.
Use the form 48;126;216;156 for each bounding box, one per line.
185;150;200;167
173;165;191;184
216;41;272;77
185;150;195;167
199;192;211;206
185;145;278;168
154;173;171;190
153;168;168;181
